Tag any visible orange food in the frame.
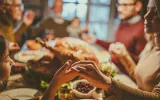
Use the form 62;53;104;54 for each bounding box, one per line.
26;40;42;50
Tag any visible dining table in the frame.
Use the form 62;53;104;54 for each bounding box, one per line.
0;41;138;100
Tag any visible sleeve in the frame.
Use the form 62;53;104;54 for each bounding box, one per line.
108;79;160;100
95;39;112;50
13;22;28;42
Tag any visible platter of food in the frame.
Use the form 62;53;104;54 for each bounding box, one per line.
14;50;46;63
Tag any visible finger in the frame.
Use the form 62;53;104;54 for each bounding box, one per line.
70;67;80;72
73;64;95;71
71;60;95;67
69;66;87;75
61;60;72;71
75;66;87;71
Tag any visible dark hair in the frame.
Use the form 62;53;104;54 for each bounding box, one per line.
0;35;6;60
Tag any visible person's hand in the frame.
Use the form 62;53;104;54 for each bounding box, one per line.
81;34;97;44
71;61;112;90
108;42;129;58
53;60;79;86
9;42;20;52
23;10;35;26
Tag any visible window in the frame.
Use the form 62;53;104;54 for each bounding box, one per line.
48;0;116;40
61;0;88;28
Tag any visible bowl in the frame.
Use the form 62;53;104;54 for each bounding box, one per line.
71;79;96;99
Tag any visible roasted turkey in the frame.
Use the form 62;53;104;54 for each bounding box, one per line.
36;37;99;65
28;37;99;75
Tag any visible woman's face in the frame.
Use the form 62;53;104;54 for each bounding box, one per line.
9;0;23;21
0;46;14;80
144;6;160;34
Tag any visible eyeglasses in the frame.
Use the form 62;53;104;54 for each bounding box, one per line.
116;2;137;7
3;3;24;9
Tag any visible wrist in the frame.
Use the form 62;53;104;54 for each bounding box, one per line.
101;74;112;91
51;78;61;87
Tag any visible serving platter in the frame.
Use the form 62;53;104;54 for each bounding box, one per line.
0;88;42;100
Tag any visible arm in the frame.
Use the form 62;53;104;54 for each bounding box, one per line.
13;22;28;41
41;60;78;100
96;39;112;50
41;79;60;100
109;43;136;80
108;79;160;100
118;53;137;81
14;10;35;42
71;61;160;100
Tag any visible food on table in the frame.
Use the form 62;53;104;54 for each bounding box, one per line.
74;82;94;93
36;37;99;65
100;62;117;77
14;51;45;63
40;80;49;89
71;79;96;99
26;40;41;50
58;82;72;99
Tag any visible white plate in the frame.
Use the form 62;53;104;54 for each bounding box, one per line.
95;51;111;63
14;51;45;63
0;88;42;100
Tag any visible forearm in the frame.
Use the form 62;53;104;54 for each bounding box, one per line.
41;79;60;100
14;22;28;41
107;79;160;100
119;53;136;80
96;39;111;50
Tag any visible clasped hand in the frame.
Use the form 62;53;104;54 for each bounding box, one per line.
54;60;112;91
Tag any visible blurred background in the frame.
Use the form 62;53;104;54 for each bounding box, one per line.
22;0;148;41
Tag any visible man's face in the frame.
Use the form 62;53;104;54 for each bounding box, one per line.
9;0;23;21
52;0;63;17
117;0;138;20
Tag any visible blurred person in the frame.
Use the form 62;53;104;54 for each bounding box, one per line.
0;35;78;100
82;0;146;73
31;0;70;39
0;0;35;42
107;0;160;91
67;17;81;38
69;0;160;99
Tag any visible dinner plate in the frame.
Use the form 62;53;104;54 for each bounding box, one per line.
14;51;45;63
95;51;111;63
0;88;42;100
